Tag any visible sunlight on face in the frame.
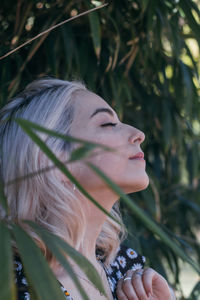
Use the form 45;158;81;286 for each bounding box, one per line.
68;90;149;199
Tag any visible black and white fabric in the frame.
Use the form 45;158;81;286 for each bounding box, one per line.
15;245;145;300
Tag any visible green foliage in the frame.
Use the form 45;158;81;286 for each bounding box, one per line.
1;0;200;299
0;222;15;300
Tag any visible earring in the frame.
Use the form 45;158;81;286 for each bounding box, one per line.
73;184;76;191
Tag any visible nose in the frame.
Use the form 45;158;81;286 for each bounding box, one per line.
128;127;145;145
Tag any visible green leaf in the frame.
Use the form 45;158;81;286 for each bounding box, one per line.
179;0;200;46
180;61;193;118
141;0;150;13
26;221;106;298
0;222;16;300
162;100;172;150
0;180;8;214
12;224;66;300
8;73;22;99
88;11;101;60
60;25;74;73
86;162;200;275
109;75;123;119
189;281;200;299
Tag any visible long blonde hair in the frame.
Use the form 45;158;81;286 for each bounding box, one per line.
0;78;126;267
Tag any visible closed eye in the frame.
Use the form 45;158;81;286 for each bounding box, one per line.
101;123;117;127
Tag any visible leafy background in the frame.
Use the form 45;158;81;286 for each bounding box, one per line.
0;0;200;299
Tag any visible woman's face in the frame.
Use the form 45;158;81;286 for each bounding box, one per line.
67;91;149;198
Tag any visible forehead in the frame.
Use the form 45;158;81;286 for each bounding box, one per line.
73;90;112;118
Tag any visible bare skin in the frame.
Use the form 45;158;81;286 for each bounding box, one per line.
116;268;176;300
56;91;175;300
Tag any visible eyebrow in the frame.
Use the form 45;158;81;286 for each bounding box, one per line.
90;108;115;119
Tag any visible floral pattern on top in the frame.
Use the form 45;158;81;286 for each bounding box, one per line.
14;245;145;300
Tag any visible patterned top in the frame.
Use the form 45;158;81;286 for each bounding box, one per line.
15;245;145;300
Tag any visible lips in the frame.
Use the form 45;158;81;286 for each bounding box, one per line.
129;152;144;160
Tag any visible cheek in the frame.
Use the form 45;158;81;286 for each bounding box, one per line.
89;149;126;170
85;129;124;148
69;152;149;193
92;151;148;188
70;151;126;184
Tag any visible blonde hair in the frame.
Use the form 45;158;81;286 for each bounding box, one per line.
0;78;126;267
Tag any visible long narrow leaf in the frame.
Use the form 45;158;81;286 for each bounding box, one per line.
180;0;200;46
189;281;200;299
0;180;8;214
12;224;66;300
26;221;106;298
87;162;200;275
0;222;16;300
88;10;101;60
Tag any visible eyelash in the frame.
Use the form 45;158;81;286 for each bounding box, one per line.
101;123;117;127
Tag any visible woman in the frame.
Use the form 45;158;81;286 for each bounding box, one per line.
0;78;175;300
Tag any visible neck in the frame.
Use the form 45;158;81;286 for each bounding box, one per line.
77;188;119;264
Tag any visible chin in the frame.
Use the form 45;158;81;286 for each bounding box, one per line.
121;174;149;194
138;174;149;190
